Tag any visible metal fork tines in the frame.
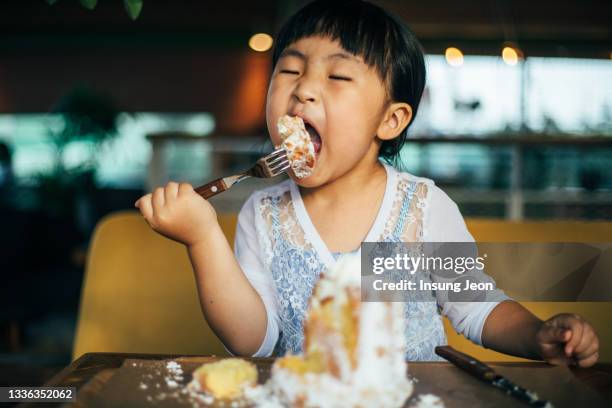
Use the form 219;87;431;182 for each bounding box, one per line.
194;148;290;199
248;147;290;178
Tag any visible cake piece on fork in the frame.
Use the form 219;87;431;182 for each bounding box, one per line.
277;115;316;179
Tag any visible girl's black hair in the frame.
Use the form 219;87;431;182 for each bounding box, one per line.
272;0;426;163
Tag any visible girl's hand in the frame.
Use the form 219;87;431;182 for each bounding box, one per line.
134;182;218;246
535;313;599;367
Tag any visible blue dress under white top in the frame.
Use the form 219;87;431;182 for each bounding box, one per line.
233;163;510;360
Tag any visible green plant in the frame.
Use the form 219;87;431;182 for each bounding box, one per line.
36;86;120;216
45;0;144;20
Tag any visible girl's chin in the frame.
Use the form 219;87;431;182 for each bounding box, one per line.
289;169;323;188
293;178;318;188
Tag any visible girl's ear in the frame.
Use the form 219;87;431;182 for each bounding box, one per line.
377;102;413;141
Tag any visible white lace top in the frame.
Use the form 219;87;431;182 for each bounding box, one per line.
234;163;510;360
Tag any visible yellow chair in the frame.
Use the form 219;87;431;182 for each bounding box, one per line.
447;219;612;362
72;211;236;360
75;211;610;363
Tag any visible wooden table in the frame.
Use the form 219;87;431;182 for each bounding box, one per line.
18;353;612;407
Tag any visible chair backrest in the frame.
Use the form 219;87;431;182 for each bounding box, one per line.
72;211;236;360
466;218;612;242
75;213;611;362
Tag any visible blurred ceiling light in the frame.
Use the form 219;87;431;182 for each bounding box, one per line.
502;46;520;66
445;47;464;67
249;33;273;52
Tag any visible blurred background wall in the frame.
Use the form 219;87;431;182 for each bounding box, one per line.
0;0;610;385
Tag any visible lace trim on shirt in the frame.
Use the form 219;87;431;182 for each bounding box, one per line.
256;185;324;355
259;189;313;253
378;173;430;242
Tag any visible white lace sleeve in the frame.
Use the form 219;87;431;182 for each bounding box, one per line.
425;185;512;346
234;193;280;357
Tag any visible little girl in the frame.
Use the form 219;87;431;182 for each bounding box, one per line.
136;0;599;366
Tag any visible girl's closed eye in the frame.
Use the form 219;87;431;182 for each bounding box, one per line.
280;69;300;75
329;74;352;81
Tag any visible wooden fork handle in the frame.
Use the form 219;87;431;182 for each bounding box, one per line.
194;178;228;199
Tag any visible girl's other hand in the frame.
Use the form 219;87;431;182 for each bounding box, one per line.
134;182;218;246
536;313;599;367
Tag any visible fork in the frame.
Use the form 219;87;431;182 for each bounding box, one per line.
194;148;290;199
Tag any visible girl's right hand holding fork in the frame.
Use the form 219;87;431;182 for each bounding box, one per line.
134;181;219;247
134;181;268;356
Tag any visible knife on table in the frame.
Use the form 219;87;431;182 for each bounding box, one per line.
435;345;553;408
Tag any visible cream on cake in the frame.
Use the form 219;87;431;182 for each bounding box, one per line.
277;115;316;179
189;255;414;407
257;254;414;408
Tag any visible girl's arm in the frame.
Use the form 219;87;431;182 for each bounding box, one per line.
135;182;267;356
480;300;541;359
482;300;600;367
425;186;599;367
188;225;268;355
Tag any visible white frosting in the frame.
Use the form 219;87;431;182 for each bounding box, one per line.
311;254;361;309
410;394;446;408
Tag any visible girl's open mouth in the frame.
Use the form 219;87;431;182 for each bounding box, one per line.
305;123;322;155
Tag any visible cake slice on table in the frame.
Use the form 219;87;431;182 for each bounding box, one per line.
188;358;257;400
189;254;414;407
261;254;413;408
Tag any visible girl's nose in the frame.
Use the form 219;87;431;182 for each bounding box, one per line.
293;76;318;104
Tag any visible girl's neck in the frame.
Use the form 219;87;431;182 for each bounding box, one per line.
300;155;387;205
